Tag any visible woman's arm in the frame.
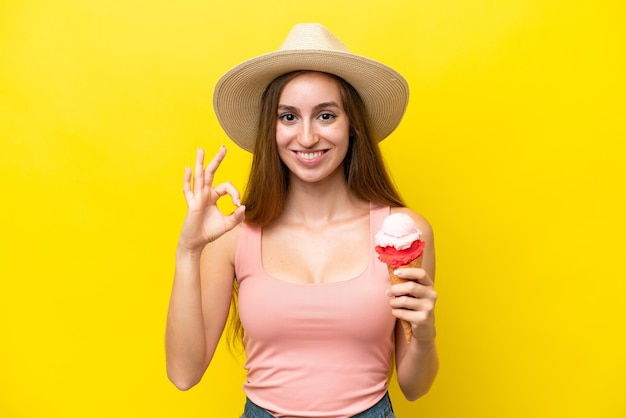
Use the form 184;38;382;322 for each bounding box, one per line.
165;234;238;390
389;208;439;400
165;147;245;390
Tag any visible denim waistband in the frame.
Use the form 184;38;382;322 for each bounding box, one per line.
241;392;395;418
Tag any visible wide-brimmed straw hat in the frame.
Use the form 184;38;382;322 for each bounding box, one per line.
213;23;409;153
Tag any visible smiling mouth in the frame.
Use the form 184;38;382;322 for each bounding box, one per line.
295;150;326;160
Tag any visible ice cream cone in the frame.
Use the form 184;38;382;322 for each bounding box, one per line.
375;213;426;344
387;255;423;343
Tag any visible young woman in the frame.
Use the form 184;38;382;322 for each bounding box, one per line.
166;23;438;418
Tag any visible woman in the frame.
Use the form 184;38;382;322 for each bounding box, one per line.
166;23;438;418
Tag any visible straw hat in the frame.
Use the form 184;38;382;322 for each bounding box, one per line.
213;23;409;153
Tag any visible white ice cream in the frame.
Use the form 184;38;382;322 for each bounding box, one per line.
375;213;422;250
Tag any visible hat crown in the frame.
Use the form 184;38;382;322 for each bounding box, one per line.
278;23;351;53
214;23;409;152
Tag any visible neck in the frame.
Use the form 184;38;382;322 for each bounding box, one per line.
281;172;368;225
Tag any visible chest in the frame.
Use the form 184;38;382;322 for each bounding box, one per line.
238;260;394;345
261;217;371;284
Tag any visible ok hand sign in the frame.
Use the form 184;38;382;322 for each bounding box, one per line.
178;146;245;253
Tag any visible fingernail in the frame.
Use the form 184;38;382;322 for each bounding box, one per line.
393;269;403;276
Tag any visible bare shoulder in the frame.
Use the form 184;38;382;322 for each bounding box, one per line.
200;223;243;275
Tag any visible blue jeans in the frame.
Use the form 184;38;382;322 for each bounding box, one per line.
240;392;396;418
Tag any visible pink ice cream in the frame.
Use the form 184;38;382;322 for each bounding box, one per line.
375;213;425;268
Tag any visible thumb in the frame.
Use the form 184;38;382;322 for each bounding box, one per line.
225;205;246;229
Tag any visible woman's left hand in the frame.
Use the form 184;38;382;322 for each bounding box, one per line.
387;267;437;343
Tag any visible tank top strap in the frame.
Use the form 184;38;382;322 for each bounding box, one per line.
369;203;391;236
369;203;391;276
235;222;262;284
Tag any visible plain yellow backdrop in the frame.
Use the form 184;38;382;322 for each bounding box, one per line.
1;0;625;417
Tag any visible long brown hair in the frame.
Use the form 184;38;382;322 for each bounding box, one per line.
241;70;405;227
227;71;406;351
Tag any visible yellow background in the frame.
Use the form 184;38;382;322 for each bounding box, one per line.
1;0;624;416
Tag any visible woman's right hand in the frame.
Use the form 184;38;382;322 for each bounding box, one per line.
178;146;245;253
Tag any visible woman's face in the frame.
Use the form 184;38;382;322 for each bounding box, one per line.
275;72;350;184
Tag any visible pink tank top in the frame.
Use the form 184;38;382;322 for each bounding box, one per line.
235;204;395;418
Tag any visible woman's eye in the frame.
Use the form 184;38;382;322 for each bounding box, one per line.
279;113;296;122
320;113;335;121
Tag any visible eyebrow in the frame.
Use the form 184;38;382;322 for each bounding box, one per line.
277;101;342;113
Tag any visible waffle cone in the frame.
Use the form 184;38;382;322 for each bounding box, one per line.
387;255;423;343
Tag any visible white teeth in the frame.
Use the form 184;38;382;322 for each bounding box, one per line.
297;151;324;160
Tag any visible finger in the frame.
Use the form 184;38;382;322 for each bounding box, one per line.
389;294;436;312
213;181;242;207
391;309;432;327
392;267;433;287
224;204;246;229
182;166;193;200
388;284;437;302
204;145;227;187
207;205;246;242
194;148;205;192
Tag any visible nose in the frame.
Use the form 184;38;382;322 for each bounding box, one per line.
297;122;319;148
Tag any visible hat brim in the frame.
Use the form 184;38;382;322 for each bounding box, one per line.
213;49;409;153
